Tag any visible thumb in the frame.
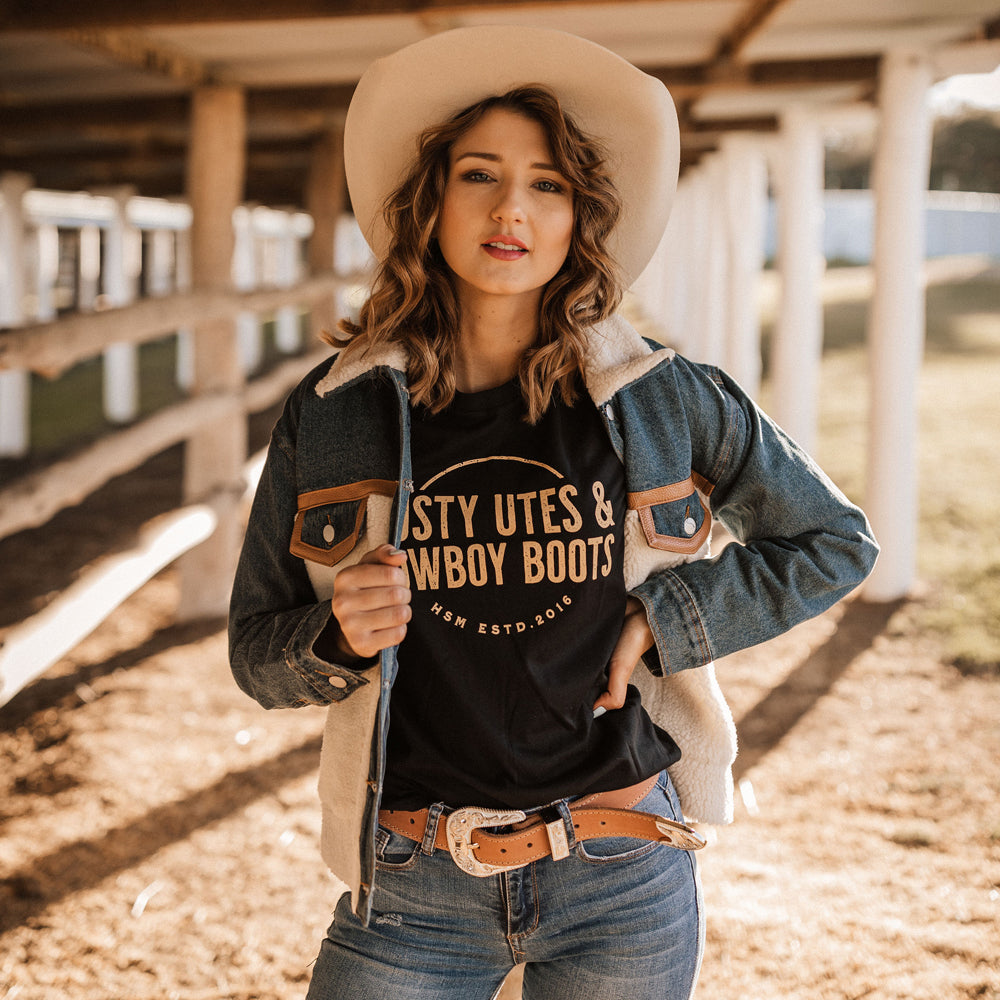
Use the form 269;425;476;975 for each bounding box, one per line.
593;600;653;714
361;543;407;567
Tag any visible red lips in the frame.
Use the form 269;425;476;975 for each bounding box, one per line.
482;235;528;261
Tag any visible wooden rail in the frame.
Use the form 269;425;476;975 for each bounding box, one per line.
0;504;218;707
0;270;360;707
0;273;346;377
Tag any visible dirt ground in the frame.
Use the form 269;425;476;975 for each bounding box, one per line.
1;449;998;1000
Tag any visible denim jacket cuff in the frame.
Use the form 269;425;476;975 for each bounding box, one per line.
286;602;377;704
630;573;714;677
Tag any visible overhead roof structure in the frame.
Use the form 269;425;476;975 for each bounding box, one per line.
2;0;999;205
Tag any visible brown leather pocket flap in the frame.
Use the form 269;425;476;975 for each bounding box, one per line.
628;477;711;555
289;479;396;567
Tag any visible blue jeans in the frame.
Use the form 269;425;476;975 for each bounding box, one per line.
305;771;703;1000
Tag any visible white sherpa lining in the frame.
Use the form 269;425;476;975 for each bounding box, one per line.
314;340;409;399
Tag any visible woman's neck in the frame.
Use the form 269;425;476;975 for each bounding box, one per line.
454;287;541;393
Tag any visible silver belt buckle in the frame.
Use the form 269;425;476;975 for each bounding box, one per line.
445;806;527;877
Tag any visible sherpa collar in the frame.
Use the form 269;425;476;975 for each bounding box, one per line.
313;312;674;407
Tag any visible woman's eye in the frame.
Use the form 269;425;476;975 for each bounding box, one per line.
461;170;493;183
535;179;565;194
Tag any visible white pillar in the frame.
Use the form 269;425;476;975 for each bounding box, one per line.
661;177;695;354
720;135;769;398
864;49;934;601
771;106;825;453
0;173;32;458
101;187;141;424
630;227;671;340
679;169;709;360
700;154;729;367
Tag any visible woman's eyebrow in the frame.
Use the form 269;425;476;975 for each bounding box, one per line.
454;151;560;171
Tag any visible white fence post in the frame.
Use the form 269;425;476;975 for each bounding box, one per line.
145;226;175;298
101;187;141;424
274;212;303;354
233;205;263;374
31;223;60;322
78;224;101;312
0;172;32;458
174;225;195;392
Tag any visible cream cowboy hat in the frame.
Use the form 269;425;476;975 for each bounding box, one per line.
344;25;679;287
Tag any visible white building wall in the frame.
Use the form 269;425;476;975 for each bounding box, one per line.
766;189;1000;263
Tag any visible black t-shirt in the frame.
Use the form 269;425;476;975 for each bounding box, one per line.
382;377;679;810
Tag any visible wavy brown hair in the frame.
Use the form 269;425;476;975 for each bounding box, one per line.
333;85;624;423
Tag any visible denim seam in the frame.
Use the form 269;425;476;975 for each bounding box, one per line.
704;366;744;489
662;570;713;671
631;589;669;675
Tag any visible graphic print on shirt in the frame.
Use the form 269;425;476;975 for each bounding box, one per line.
400;454;620;640
381;382;679;811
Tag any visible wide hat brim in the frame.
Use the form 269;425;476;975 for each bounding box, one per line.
344;25;679;287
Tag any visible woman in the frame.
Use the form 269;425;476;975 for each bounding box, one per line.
229;26;878;1000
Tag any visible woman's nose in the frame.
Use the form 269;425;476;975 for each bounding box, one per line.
491;183;525;224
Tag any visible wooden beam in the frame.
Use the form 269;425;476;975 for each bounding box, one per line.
2;0;645;32
0;87;354;137
60;29;212;86
649;54;881;98
713;0;789;64
747;55;880;87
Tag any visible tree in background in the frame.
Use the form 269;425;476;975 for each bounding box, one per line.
825;108;1000;193
930;112;1000;192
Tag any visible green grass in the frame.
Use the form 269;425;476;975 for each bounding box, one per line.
27;337;185;456
15;312;308;464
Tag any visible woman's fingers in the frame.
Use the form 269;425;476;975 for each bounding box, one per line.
593;597;654;714
330;545;412;660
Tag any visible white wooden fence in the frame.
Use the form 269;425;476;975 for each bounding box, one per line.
0;180;371;707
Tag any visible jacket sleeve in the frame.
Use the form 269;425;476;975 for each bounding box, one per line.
228;382;377;709
628;360;879;675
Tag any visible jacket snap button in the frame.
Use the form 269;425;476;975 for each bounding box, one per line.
683;517;697;536
323;524;336;544
329;675;348;689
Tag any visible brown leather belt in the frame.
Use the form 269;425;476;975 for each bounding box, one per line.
378;775;706;877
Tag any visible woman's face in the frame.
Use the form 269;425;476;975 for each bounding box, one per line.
436;107;574;311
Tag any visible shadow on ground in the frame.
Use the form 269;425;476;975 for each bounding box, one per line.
732;598;904;780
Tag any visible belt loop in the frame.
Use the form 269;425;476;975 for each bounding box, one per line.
554;799;577;851
422;802;445;856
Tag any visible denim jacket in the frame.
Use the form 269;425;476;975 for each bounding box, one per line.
229;312;878;923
